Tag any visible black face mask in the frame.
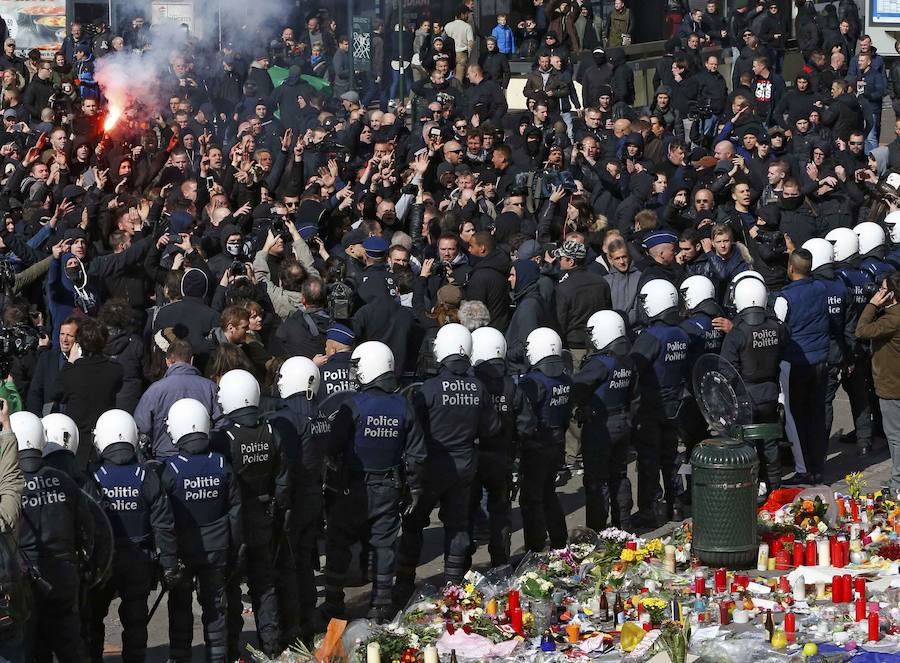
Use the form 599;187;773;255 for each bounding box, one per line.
65;265;85;287
780;195;804;211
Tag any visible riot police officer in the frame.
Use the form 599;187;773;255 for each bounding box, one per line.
394;324;500;606
41;413;81;483
469;327;533;568
214;370;290;660
161;398;241;663
774;249;830;484
856;222;895;285
573;311;636;531
630;279;691;528
828;227;876;455
883;210;900;269
318;324;359;399
87;409;179;663
13;410;93;663
518;327;573;553
804;238;852;449
266;355;324;644
321;341;426;623
720;277;787;496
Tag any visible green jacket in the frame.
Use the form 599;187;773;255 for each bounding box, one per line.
0;381;22;414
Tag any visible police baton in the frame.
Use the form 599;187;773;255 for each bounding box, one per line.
146;587;167;626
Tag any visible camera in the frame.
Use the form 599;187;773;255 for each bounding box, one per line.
431;262;447;279
270;218;289;238
756;228;787;252
688;101;714;121
862;281;881;299
0;324;39;378
0;258;15;294
229;260;246;278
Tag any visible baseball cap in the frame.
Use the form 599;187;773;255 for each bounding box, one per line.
340;227;366;249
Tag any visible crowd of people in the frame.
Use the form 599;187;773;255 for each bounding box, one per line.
0;0;898;661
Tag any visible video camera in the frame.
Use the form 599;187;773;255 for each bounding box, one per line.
0;324;39;378
688;101;714;121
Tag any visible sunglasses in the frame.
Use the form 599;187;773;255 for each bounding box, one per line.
849;141;864;145
445;148;463;154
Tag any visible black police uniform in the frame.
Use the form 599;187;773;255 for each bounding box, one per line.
266;393;326;643
87;443;178;663
630;308;690;524
18;449;94;663
394;358;501;604
161;434;241;663
212;406;291;659
43;449;83;485
860;251;895;286
321;377;426;619
811;264;851;444
518;356;573;552
572;339;636;531
776;276;830;479
835;259;876;450
720;306;787;491
679;300;725;456
318;350;359;399
471;359;534;567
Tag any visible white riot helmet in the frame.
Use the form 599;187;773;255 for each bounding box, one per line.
884;210;900;244
727;270;765;306
277;356;321;399
639;279;679;318
433;323;473;364
733;277;769;312
10;411;45;452
587;310;627;351
471;327;507;365
166;398;211;445
802;238;834;271
887;172;900;190
525;327;562;365
680;275;716;311
218;369;261;414
351;341;394;386
42;413;80;456
855;222;886;255
92;409;138;454
825;227;859;262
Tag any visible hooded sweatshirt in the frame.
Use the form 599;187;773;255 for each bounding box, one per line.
506;259;555;373
47;251;100;344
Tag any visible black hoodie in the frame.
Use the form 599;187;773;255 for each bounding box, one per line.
464;248;513;330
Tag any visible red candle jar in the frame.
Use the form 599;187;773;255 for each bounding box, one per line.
719;602;730;625
843;575;853;603
851;500;860;522
508;589;520;613
510;606;523;635
805;540;817;566
626;541;637;551
695;570;706;596
841;539;850;563
857;598;867;622
714;568;726;593
793;543;804;568
779;575;791;592
832;575;843;603
775;549;791;571
856;577;866;600
868;609;880;642
785;611;796;635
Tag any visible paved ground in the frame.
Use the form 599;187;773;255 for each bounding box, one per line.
95;378;893;661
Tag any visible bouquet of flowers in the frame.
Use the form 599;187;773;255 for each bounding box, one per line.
355;624;421;663
641;596;668;624
519;571;553;599
762;494;830;535
655;620;690;663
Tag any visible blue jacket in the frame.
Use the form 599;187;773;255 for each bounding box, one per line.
776;277;829;365
133;362;225;458
856;66;887;116
491;24;516;54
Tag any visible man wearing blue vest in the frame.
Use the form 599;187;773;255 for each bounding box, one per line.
630;279;691;529
88;408;180;663
828;227;876;456
573;311;636;531
394;324;500;606
320;341;426;623
161;398;241;663
266;355;323;644
518;327;574;552
775;249;830;484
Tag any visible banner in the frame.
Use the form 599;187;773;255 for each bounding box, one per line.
0;1;67;54
352;15;371;73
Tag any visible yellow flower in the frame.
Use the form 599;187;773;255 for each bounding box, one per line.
620;549;636;562
464;583;475;594
642;597;667;610
646;539;663;554
635;548;648;561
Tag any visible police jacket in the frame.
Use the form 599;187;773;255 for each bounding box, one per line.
18;450;93;564
211;406;291;515
680;301;725;359
630;309;690;412
519;356;573;445
775;276;830;365
267;394;326;495
812;264;852;364
89;444;178;569
571;338;636;420
860;250;895;285
835;260;869;355
414;359;502;459
327;381;426;490
317;351;359;399
473;359;534;455
719;307;785;407
160;434;242;559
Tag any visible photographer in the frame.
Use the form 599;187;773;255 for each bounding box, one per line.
856;273;900;493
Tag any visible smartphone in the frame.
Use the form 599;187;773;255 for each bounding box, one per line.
206;176;215;189
429;127;441;138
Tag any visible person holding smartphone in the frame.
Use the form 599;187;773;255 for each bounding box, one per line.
856;272;900;493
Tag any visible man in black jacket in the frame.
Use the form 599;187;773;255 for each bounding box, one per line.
463;65;508;125
464;231;512;330
28;317;78;415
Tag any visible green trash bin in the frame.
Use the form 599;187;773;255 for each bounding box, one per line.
691;436;759;569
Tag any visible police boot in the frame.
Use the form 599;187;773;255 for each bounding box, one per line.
392;563;416;610
367;575;395;624
629;508;657;531
207;644;228;663
320;569;347;621
444;553;469;587
585;483;610;532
